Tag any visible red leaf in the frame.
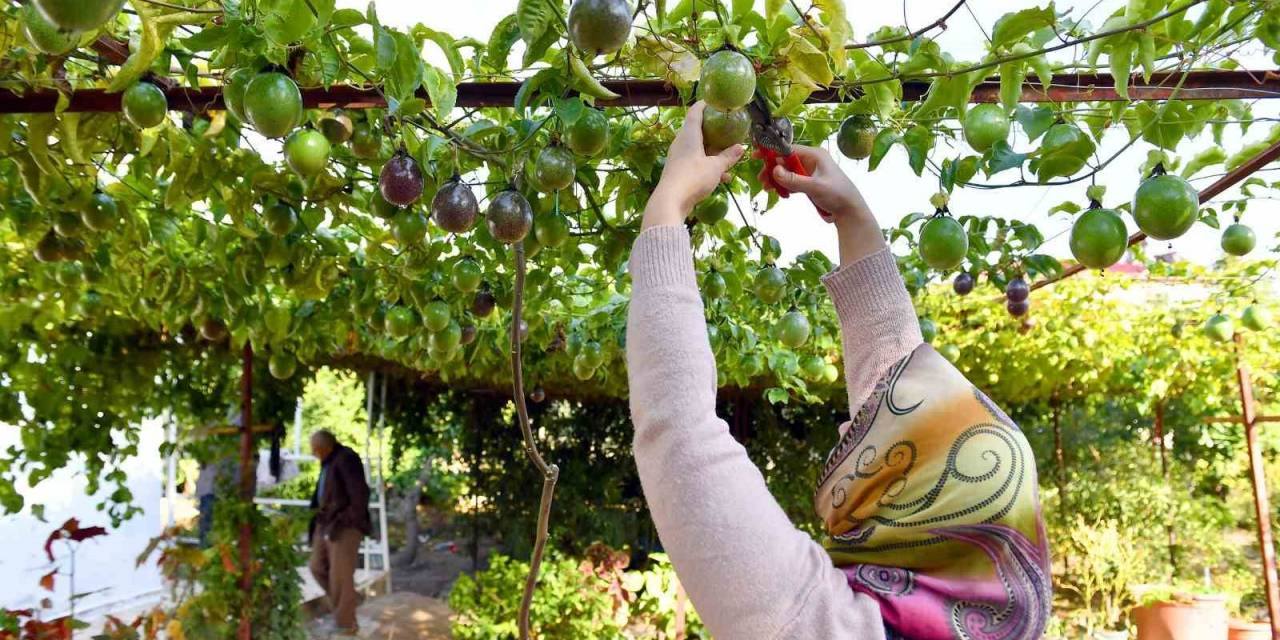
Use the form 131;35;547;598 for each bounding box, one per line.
39;570;55;592
66;526;106;543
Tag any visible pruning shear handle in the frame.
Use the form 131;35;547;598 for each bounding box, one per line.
745;92;833;222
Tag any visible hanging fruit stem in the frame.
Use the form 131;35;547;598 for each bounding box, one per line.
511;240;559;640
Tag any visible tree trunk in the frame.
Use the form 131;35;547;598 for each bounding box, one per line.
394;464;429;567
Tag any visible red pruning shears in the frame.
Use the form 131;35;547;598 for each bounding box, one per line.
745;91;833;222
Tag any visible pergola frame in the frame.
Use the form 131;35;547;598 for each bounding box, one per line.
8;68;1280;636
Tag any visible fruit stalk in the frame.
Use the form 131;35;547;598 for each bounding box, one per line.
510;241;559;640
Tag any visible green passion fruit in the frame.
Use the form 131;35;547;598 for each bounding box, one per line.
243;72;303;138
430;320;463;352
699;50;756;112
452;258;483;293
693;193;729;225
222;68;254;122
1243;305;1272;332
487;190;534;244
380;151;425;207
534;146;576;192
268;352;298;380
703;271;727;299
1203;313;1234;343
702;106;750;154
385;306;416;339
1036;123;1095;181
370;191;400;219
1132;173;1198;240
23;6;78;56
122;82;168;129
424;300;451;333
777;309;810;348
567;0;632;56
1221;223;1256;256
53;210;85;238
919;317;937;343
199;318;228;342
962;104;1010;153
350;123;382;159
535;211;571;248
33;0;124;32
800;355;826;381
263;202;297;236
392;212;428;246
579;341;605;369
284;129;331;178
566;109;609;156
432;179;479;233
81;192;119;232
918;216;968;270
573;354;597;380
754;265;787;305
318;111;354;144
836;117;876;160
1069;207;1128;269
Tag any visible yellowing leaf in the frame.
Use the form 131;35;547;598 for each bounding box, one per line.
814;0;851;71
781;31;834;90
634;36;702;87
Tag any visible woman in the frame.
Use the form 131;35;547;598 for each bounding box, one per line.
626;102;1051;640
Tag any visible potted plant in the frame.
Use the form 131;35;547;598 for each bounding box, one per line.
1130;585;1229;640
1227;618;1270;640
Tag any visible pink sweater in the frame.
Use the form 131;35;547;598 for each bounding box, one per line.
627;225;922;639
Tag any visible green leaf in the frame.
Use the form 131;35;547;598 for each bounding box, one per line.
514;68;559;113
765;0;785;18
991;5;1057;49
1136;101;1189;150
1180;147;1227;178
417;26;465;80
903;125;933;176
182;25;228;51
262;0;321;46
486;14;522;70
998;61;1026;112
955;156;980;185
553;96;585;126
522;24;560;67
985;140;1028;176
330;8;364;27
1109;39;1134;100
1024;254;1063;280
868;129;901;171
422;65;457;120
517;0;559;44
375;27;397;71
1138;30;1156;82
1015;104;1055;141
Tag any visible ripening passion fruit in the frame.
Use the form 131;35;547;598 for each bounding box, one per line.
961;104;1010;153
122;82;168;129
472;288;496;317
699;50;756;112
432;178;479;233
1069;206;1128;269
81;191;119;232
1132;171;1198;240
1005;277;1029;303
534;145;576;192
34;230;65;262
243;71;303;138
1221;223;1256;256
836;117;876;160
953;272;975;296
33;0;124;32
567;0;632;56
199;317;228;342
23;6;78;56
284;129;331;178
319;111;354;144
702;106;750;154
487;190;534;244
380;151;425;207
918;216;968;270
566;108;609;156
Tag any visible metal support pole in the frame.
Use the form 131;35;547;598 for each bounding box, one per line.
1235;333;1280;640
237;343;254;640
165;412;177;528
1154;402;1177;574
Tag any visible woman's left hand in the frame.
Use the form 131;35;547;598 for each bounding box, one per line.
643;101;745;229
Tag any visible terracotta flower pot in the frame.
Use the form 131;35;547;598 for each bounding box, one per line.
1132;595;1228;640
1228;619;1271;640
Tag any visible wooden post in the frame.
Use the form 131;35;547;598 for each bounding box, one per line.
238;343;254;640
1154;402;1177;573
1235;333;1280;640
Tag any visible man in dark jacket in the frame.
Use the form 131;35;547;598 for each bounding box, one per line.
307;430;372;635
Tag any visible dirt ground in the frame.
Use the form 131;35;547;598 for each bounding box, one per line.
306;535;497;639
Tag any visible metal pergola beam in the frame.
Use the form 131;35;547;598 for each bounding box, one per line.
0;69;1277;114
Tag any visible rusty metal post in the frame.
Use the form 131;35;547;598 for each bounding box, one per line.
1154;402;1177;573
238;343;254;640
1235;333;1280;639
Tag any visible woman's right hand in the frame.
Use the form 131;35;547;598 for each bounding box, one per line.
769;145;873;226
769;145;886;264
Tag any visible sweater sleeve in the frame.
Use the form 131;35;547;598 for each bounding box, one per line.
821;248;924;415
626;225;885;640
